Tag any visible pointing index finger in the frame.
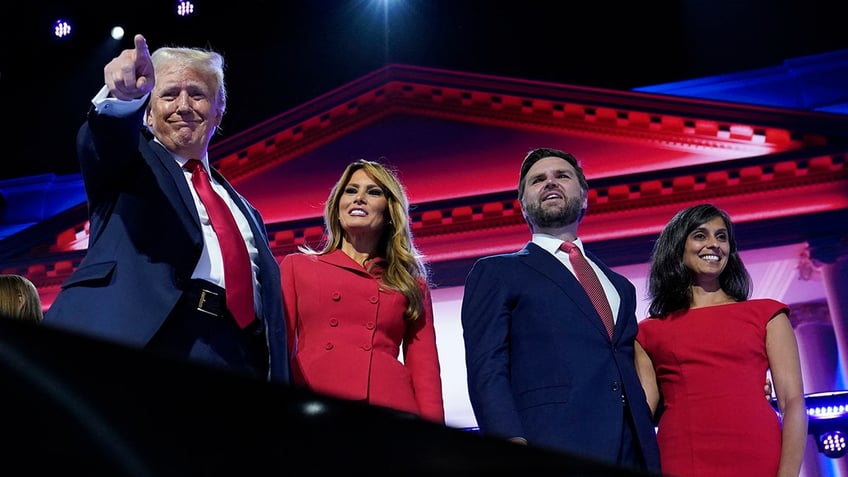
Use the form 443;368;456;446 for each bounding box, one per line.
134;34;150;62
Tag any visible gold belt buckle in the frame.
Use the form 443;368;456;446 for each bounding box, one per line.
196;288;221;316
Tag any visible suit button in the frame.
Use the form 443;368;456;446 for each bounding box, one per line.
362;344;372;351
366;321;375;330
329;318;339;327
325;342;333;350
369;296;378;304
332;292;341;301
611;382;620;392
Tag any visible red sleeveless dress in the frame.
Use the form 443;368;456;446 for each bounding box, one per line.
637;299;789;477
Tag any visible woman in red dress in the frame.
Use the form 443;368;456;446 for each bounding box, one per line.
635;203;807;477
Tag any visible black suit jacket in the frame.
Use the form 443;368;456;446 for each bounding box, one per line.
45;106;289;383
461;242;660;471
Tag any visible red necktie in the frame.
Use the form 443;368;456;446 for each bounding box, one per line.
185;159;255;329
560;241;614;339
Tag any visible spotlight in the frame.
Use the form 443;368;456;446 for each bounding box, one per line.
53;19;72;39
111;27;125;41
176;0;196;17
817;430;847;458
805;391;848;459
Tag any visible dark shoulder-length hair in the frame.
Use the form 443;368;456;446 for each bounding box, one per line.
647;203;751;318
305;159;430;321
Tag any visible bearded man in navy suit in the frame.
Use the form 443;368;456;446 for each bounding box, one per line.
44;34;288;383
461;148;660;473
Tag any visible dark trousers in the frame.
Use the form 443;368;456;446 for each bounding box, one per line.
618;404;648;472
146;282;267;379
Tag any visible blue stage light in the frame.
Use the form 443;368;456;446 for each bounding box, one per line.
806;391;848;459
53;20;72;39
818;431;847;458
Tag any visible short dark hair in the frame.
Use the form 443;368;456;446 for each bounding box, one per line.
517;148;588;199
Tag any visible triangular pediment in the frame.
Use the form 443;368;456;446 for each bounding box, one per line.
203;64;845;274
213;63;837;190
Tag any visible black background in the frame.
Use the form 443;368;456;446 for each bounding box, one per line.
3;0;846;180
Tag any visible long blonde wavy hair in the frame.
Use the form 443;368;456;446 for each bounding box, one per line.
304;159;429;321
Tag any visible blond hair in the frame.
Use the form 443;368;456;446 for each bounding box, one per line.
0;275;43;323
306;159;429;321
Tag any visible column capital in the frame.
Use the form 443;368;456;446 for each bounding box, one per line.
788;301;831;328
807;235;848;265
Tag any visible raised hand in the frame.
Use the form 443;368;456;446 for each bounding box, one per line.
103;34;155;100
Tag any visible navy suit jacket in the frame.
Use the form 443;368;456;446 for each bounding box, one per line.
461;242;660;472
44;106;289;383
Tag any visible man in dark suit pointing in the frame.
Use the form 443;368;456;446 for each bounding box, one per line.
44;34;289;383
461;147;659;473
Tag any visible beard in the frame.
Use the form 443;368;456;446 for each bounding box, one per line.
524;195;584;229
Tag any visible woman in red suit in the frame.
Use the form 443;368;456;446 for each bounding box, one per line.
635;203;807;477
280;159;444;423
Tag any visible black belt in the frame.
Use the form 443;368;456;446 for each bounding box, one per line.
182;279;228;318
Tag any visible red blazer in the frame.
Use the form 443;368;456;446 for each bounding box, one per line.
280;249;444;423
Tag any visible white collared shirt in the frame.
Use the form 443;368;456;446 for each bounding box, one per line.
172;154;261;301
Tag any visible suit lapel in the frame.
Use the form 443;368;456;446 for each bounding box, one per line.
210;168;250;224
521;243;609;337
142;136;202;232
519;242;573;287
318;249;376;278
209;166;275;263
207;165;282;314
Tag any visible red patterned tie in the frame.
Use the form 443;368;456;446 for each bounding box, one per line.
560;241;614;339
185;159;255;329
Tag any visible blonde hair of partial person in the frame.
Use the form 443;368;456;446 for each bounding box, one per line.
0;274;44;323
302;159;430;321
